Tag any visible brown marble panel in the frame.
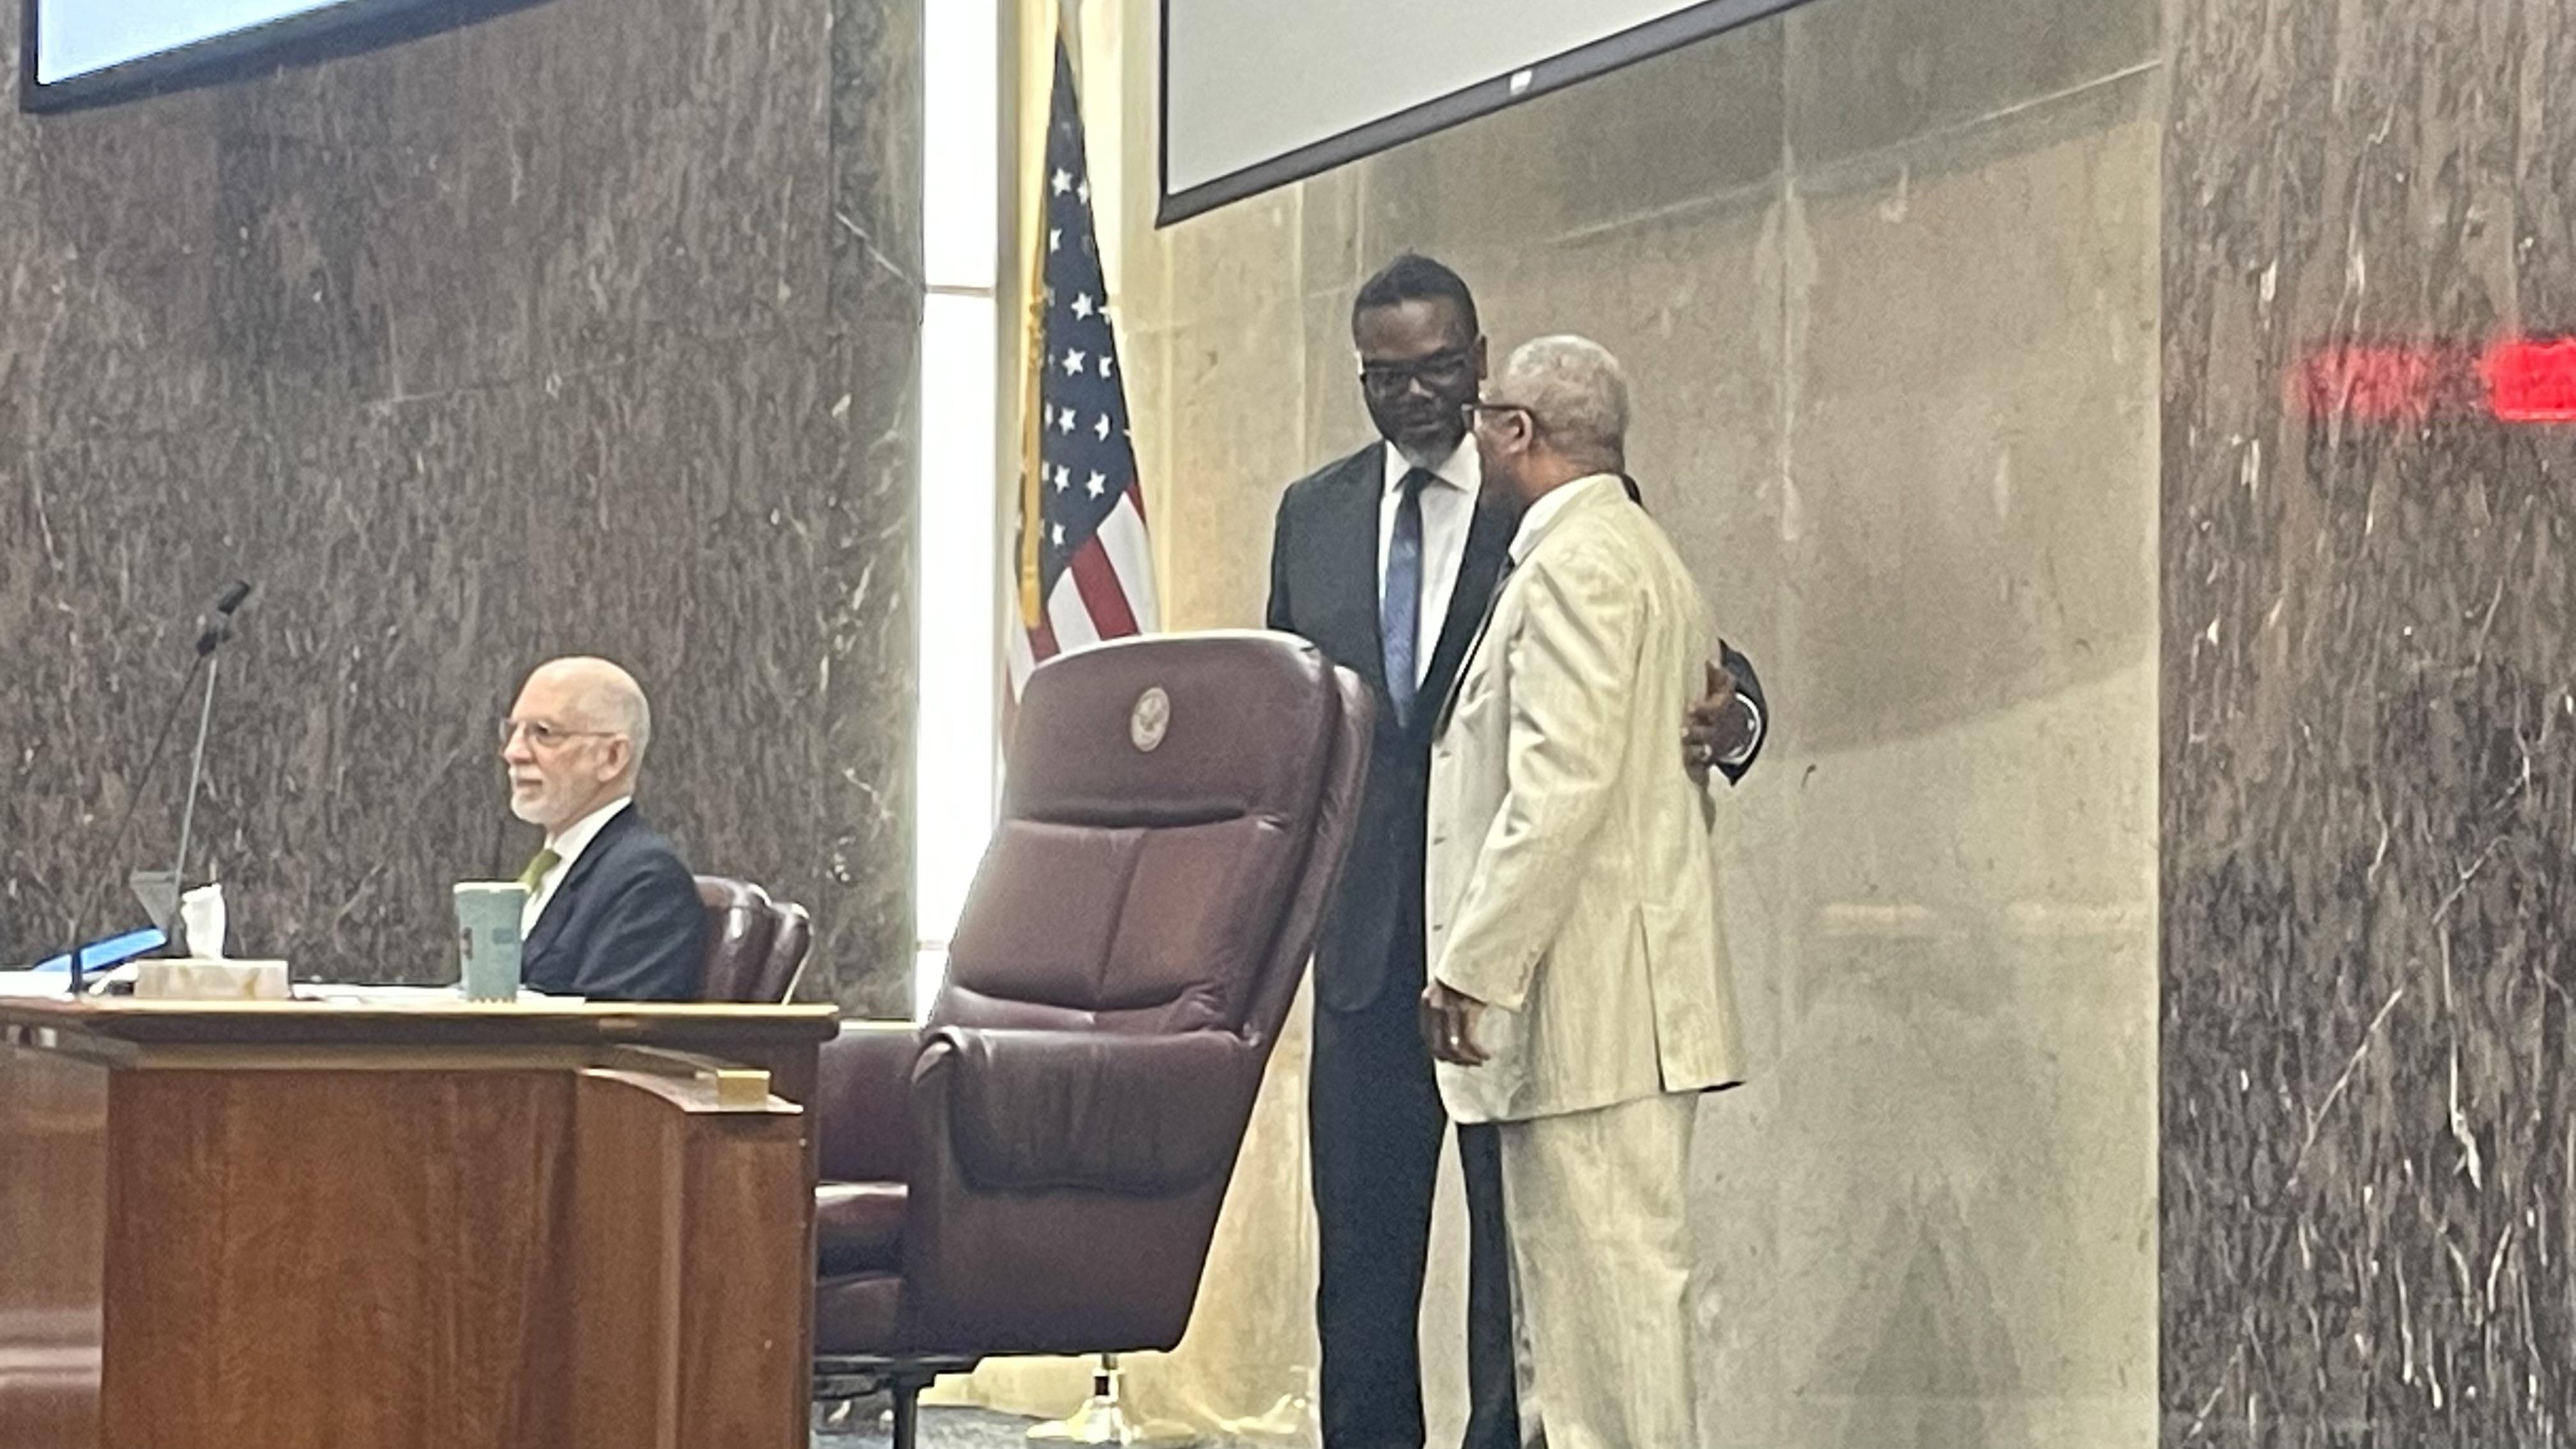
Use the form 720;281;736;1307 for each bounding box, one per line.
2164;0;2576;1443
0;0;920;1012
829;0;926;334
14;94;243;454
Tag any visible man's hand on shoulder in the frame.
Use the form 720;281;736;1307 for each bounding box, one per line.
1683;659;1758;784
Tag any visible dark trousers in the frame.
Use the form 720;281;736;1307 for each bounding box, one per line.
1312;975;1520;1449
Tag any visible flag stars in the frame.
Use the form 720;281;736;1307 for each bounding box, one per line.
1016;69;1154;661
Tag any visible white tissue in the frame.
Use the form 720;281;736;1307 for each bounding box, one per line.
179;884;227;959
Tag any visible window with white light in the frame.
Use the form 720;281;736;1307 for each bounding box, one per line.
912;0;1002;1019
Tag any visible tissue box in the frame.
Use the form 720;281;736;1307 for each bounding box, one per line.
135;959;291;1001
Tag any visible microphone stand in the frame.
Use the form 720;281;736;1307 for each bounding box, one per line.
169;631;230;907
63;582;252;993
63;654;206;993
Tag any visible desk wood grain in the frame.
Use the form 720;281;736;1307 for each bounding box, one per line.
0;1044;109;1448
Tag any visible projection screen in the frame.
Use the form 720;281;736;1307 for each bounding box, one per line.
1160;0;1815;224
22;0;482;111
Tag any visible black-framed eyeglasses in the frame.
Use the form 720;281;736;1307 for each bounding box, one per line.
1460;399;1537;433
497;718;618;751
1359;347;1475;395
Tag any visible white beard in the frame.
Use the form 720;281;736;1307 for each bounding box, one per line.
1395;438;1453;472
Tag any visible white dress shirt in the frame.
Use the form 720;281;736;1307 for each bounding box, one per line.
523;795;632;937
1377;434;1480;686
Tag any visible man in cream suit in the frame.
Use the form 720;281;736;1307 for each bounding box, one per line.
1422;336;1744;1449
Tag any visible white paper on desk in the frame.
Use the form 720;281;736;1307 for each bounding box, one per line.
294;983;588;1006
295;984;461;1005
0;970;71;998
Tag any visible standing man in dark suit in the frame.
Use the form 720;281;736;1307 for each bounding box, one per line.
1268;255;1765;1449
498;656;706;1001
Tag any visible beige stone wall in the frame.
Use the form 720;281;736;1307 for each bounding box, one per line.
972;1;2164;1443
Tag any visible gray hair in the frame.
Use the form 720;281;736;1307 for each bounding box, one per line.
1495;335;1630;471
610;681;652;763
533;656;654;767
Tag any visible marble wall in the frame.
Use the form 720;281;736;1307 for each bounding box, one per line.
2162;0;2576;1441
1016;0;2166;1441
0;0;923;1011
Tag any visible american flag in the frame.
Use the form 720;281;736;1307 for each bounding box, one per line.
1007;37;1157;700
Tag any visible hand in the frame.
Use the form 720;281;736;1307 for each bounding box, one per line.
1682;659;1752;782
1420;981;1492;1067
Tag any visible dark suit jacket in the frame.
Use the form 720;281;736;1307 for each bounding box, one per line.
521;808;707;1002
1268;447;1766;1014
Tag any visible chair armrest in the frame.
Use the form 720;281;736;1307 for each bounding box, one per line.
918;1027;1263;1196
815;1020;924;1182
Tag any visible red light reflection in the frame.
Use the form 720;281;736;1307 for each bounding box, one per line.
2484;339;2576;424
2292;337;2576;425
2294;346;2439;422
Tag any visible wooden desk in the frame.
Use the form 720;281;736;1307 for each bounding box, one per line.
0;996;839;1449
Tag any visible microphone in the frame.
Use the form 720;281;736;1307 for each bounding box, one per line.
194;581;252;656
61;581;254;993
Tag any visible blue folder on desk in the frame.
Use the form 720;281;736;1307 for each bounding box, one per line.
28;926;168;976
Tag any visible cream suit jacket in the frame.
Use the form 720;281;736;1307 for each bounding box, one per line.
1427;475;1745;1124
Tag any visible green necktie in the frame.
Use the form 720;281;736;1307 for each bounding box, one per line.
517;847;562;893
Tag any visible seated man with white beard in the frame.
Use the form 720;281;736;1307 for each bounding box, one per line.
497;656;707;1000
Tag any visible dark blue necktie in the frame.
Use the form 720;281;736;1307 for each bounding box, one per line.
1383;468;1433;727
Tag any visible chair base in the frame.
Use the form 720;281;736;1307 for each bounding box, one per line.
1025;1356;1201;1446
814;1355;980;1449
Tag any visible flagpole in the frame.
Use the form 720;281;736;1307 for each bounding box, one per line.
1015;28;1049;642
992;6;1193;1441
1023;10;1195;1438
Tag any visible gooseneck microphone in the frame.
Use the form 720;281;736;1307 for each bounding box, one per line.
62;581;254;993
170;581;254;915
194;581;252;656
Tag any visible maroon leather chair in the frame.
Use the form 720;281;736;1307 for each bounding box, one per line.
809;632;1373;1442
762;898;814;1000
694;876;813;1003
